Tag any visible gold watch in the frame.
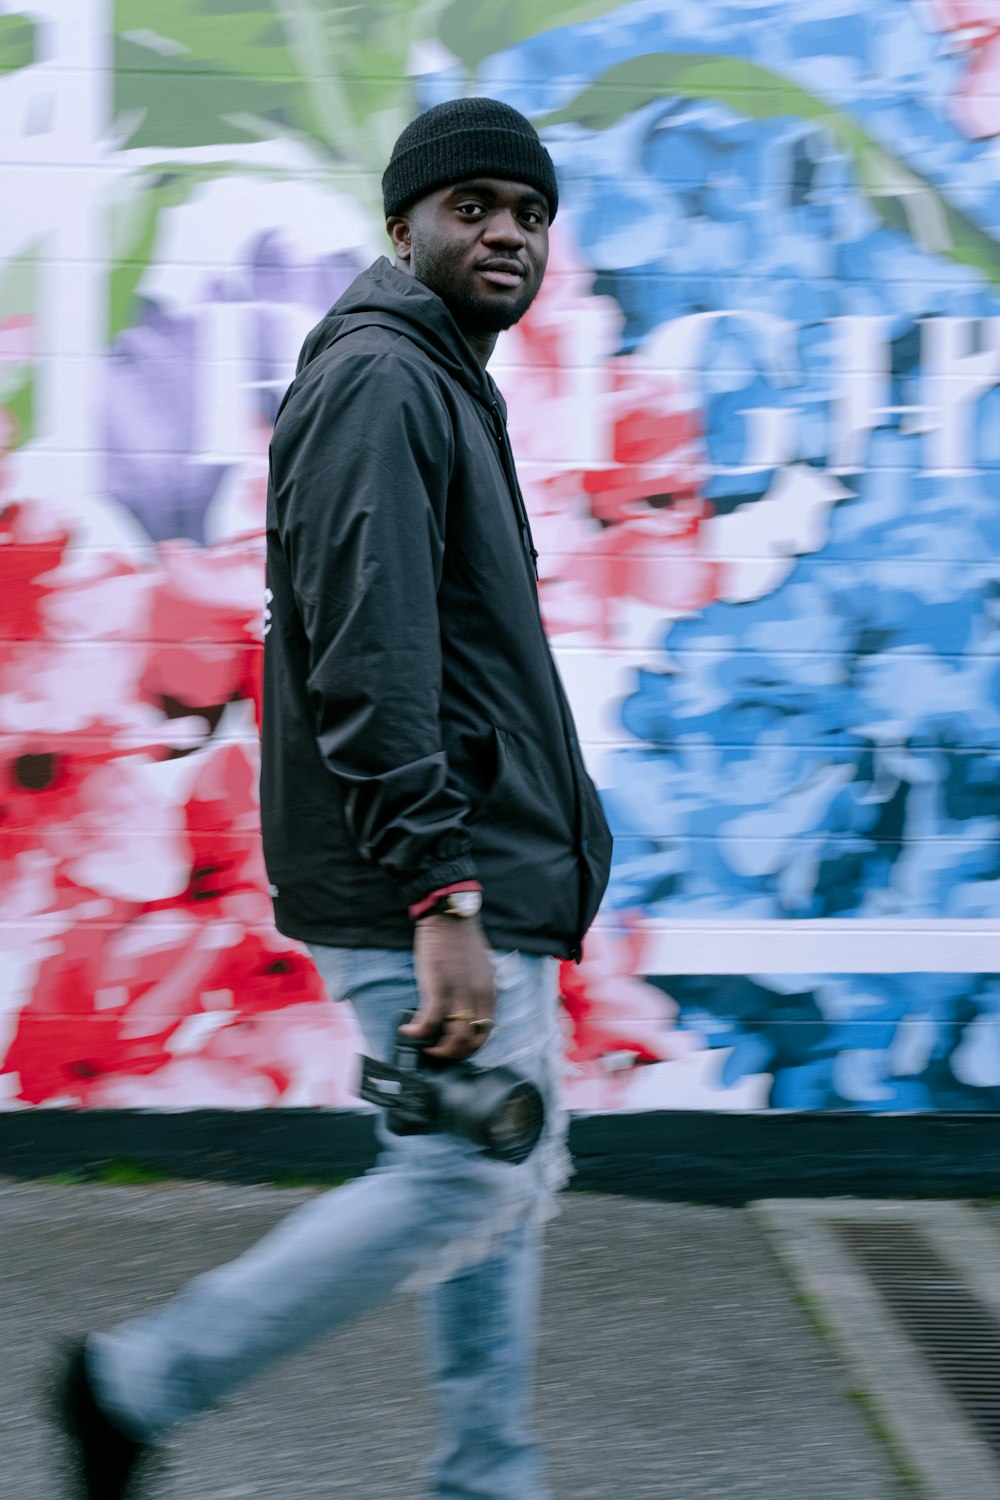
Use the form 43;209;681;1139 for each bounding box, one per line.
423;890;483;919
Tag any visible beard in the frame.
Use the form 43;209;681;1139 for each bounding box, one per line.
412;242;543;334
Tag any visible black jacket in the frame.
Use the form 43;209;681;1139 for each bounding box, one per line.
261;257;612;959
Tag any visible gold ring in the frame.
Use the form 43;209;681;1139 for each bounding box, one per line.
468;1018;494;1037
445;1011;477;1025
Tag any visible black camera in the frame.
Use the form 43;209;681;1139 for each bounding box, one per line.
358;1012;545;1165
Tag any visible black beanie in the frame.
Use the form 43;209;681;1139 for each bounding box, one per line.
382;97;558;222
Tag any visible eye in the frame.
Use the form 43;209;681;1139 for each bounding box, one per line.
521;209;545;227
456;201;486;217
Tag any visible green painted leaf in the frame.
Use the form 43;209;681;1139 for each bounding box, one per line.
0;245;35;322
0;13;37;75
541;53;1000;292
315;0;423;157
108;164;252;338
4;373;33;449
113;0;327;152
112;0;420;166
541;54;831;131
0;245;38;448
438;0;629;71
116;0;296;80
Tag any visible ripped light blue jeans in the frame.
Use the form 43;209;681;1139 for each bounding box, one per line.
90;946;567;1500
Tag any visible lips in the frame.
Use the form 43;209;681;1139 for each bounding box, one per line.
477;261;525;288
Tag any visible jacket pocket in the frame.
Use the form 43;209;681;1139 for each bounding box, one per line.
572;749;614;938
452;725;508;815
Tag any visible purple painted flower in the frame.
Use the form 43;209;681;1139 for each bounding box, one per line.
248;232;363;424
104;234;364;544
104;299;229;544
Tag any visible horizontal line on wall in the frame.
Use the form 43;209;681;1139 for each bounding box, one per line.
0;218;915;246
38;347;1000;383
19;277;993;309
4;140;971;194
595;745;990;761
597;739;1000;753
1;154;377;172
32;57;970;98
0;821;992;847
0;1014;975;1034
22;442;1000;470
21;330;755;360
17;252;992;291
1;733;999;761
0;636;264;649
611;832;1000;846
543;555;992;569
0;737;998;764
98;64;960;94
24;342;985;370
97;71;983;125
0;917;996;973
3;641;996;668
6;151;988;207
0;640;994;658
632;918;1000;974
14;541;1000;573
14;548;996;571
553;643;1000;660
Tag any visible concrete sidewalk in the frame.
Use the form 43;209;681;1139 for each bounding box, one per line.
1;1182;912;1500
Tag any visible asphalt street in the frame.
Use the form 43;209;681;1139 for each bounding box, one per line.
1;1182;911;1500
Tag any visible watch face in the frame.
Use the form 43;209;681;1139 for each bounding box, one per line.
447;890;483;918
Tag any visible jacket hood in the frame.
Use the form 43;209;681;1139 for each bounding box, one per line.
295;256;502;413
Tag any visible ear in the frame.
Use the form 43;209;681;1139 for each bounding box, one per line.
386;215;412;263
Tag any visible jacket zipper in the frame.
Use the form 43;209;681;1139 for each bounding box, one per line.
489;400;539;579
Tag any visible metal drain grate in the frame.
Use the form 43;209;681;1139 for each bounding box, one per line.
834;1219;1000;1463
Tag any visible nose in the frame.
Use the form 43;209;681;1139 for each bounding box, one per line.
482;208;526;248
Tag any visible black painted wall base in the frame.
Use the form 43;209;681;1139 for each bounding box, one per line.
2;1109;1000;1203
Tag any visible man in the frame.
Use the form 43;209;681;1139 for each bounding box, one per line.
55;97;612;1500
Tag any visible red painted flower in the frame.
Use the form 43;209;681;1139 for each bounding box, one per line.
0;501;70;657
5;904;335;1107
928;1;1000;136
557;927;701;1110
141;535;265;729
0;480;308;1109
498;229;717;642
559;926;677;1069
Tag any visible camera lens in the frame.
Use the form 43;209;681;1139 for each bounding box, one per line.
480;1082;544;1165
373;1018;548;1164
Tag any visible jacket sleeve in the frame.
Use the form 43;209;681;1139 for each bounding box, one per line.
270;346;477;906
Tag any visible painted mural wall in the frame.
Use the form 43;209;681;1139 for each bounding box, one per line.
3;0;1000;1115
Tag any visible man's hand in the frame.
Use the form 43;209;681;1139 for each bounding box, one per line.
403;915;496;1062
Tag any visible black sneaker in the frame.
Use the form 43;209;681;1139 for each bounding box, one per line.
54;1338;155;1499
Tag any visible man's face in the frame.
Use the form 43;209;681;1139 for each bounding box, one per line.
391;178;549;336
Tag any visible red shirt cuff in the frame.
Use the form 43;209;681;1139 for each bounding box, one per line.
408;881;482;921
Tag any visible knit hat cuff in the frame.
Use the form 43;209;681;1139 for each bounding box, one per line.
382;104;559;222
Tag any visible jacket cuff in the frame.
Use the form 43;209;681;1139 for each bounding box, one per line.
398;859;480;909
409;880;483;921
